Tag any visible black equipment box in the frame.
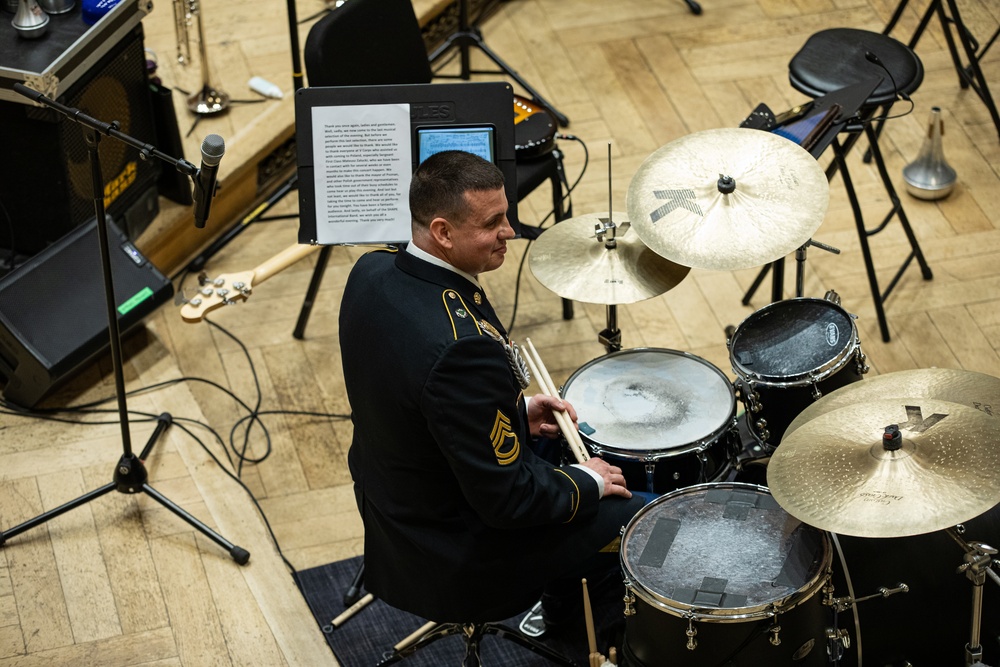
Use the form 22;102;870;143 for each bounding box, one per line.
0;216;173;408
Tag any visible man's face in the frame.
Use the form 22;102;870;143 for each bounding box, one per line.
445;186;514;276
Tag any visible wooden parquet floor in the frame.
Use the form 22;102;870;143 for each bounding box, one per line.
2;0;1000;664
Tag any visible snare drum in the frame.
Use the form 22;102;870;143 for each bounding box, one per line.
561;348;740;493
621;483;835;666
729;297;868;449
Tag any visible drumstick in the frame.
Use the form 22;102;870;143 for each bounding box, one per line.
394;620;436;651
523;338;590;462
521;346;589;463
582;577;598;656
330;592;373;628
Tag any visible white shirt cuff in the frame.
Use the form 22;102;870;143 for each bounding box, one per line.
572;464;604;499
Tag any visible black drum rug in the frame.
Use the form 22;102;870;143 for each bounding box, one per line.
296;555;627;666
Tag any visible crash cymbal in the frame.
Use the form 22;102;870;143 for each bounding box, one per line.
528;212;690;305
785;368;1000;439
767;398;1000;538
626;128;829;271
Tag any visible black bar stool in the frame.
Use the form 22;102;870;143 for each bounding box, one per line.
787;27;933;342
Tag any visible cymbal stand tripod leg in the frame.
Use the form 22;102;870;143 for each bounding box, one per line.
947;527;1000;666
429;0;569;127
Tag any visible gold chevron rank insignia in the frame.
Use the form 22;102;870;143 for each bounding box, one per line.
490;410;520;465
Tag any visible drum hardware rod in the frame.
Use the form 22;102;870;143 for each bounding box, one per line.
596;144;624;354
794;238;841;297
947;527;1000;666
824;582;909;612
598;305;622;353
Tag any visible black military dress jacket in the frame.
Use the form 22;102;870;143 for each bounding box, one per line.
340;248;611;622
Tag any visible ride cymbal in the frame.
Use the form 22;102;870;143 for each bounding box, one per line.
767;398;1000;538
626;128;829;271
785;367;1000;439
528;212;690;305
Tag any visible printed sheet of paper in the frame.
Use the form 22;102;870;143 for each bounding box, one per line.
311;103;411;244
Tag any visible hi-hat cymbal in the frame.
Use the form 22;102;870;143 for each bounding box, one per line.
528;212;690;305
767;398;1000;538
785;367;1000;439
626;128;829;271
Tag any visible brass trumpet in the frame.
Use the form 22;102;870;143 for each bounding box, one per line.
172;0;230;115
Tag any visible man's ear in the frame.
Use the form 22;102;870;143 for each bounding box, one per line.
428;216;454;249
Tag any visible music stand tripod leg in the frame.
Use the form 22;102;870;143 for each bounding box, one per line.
429;0;570;127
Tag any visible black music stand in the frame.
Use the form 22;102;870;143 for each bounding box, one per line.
429;0;569;127
884;0;1000;141
0;84;249;565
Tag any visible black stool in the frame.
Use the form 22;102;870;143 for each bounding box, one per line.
788;27;933;342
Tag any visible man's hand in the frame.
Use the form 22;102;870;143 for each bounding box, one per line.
527;394;578;439
581;457;632;499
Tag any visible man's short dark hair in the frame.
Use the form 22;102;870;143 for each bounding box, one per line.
410;150;505;228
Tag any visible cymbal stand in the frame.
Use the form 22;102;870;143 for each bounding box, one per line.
794;238;841;297
428;0;569;127
595;217;623;353
3;84;250;565
741;237;841;305
947;526;1000;666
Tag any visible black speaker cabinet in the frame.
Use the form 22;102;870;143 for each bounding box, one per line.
0;23;161;256
0;216;173;408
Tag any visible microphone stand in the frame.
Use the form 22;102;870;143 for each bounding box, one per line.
1;83;250;565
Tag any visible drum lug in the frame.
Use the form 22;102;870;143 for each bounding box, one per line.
623;587;636;617
811;382;822;400
685;614;698;650
768;618;782;646
855;347;870;375
824;289;842;306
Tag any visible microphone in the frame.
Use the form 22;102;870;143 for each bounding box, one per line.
193;134;225;229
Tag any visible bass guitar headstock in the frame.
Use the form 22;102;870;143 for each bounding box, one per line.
180;269;256;322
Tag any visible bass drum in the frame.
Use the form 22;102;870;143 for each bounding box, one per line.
729;297;869;450
620;483;837;666
561;348;740;494
832;505;1000;666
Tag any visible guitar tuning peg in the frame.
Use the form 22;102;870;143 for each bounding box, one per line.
197;271;210;286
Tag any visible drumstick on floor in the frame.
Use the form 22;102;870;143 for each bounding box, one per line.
582;578;598;656
523;338;590;463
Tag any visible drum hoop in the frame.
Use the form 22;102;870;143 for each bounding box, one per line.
620;482;833;622
564;347;737;453
582;408;737;461
730;299;860;386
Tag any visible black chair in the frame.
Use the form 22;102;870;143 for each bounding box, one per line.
786;27;933;342
293;0;574;339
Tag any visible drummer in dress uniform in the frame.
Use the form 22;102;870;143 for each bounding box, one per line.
339;150;644;629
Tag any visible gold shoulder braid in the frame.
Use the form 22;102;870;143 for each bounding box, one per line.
479;320;531;390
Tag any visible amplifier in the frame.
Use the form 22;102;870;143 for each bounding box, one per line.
0;216;173;408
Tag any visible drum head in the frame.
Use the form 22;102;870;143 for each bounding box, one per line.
562;349;735;454
621;483;830;620
730;298;855;381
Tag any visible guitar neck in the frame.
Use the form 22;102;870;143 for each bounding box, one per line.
253;243;321;284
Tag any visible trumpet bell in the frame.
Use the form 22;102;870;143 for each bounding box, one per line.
903;106;957;200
